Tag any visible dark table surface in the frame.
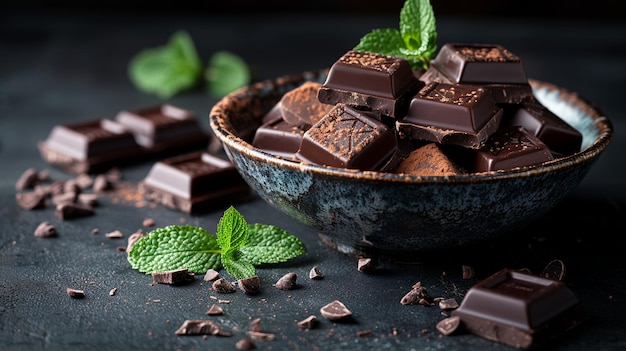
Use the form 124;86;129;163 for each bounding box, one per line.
1;8;626;351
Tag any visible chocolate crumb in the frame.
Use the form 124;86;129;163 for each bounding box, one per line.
174;319;231;336
67;288;85;299
204;269;220;282
16;191;47;210
357;330;373;337
273;272;297;290
438;298;459;310
142;218;155;227
309;266;324;280
152;268;195;285
462;265;475;279
436;315;461;336
400;282;431;305
247;331;275;342
109;288;118;296
91;228;99;234
320;300;352;321
34;221;57;238
236;338;257;350
296;315;318;330
357;257;376;273
105;230;123;239
206;304;224;316
238;276;261;295
213;278;237;293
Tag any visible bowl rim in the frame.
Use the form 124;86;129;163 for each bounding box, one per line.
209;72;614;184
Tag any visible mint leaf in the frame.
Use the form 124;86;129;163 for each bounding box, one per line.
205;50;251;98
354;0;437;70
216;206;249;253
127;225;221;274
240;223;307;265
128;30;203;99
222;251;256;280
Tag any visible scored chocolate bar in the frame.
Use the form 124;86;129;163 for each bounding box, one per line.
38;104;210;174
139;152;250;214
452;269;588;349
317;50;424;118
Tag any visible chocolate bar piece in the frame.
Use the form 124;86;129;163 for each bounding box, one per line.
473;126;554;172
502;101;582;156
396;82;503;149
39;104;210;174
252;116;305;159
422;43;533;104
279;81;333;130
295;104;397;170
452;269;588;349
317;50;424;118
139;152;250;214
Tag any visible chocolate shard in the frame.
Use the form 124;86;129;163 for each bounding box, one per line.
296;104;397;170
174;319;231;336
396;82;503;149
151;268;195;285
320;300;352;321
452;268;588;349
318;50;424;118
139;152;250;214
212;278;237;293
238;276;261;295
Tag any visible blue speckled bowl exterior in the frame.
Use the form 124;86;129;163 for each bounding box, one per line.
209;70;613;257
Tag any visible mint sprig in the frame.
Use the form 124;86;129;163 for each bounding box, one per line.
128;31;250;99
354;0;437;70
127;206;306;279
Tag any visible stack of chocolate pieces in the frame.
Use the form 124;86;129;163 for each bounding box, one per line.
251;44;583;175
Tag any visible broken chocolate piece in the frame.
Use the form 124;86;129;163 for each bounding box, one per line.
320;300;352;321
452;268;588;349
139;152;250;214
400;282;431;306
296;315;318;330
15;168;39;190
238;276;261;295
436;316;461;336
273;272;298;290
34;221;57;237
205;304;224;316
151;268;195;285
16;191;47;210
279;81;333;129
252;117;305;159
438;298;460;310
174;319;231;336
357;257;376;273
235;338;257;350
55;202;94;220
309;266;324;280
67;288;85;299
296;104;397;170
212;278;236;293
204;269;220;282
318;50;423;118
394;143;463;177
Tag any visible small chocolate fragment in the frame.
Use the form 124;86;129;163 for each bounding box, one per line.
142;218;155;227
75;173;93;189
273;272;298;290
174;319;231;336
105;230;123;239
51;191;78;205
309;266;324;280
452;268;588;349
93;174;113;193
296;104;397;170
151;268;195;285
55;202;94;220
34;221;57;238
502;101;582;157
238;276;261;295
213;278;237;293
109;288;117;296
394;143;463;177
320;300;352;321
16;191;47;210
235;338;257;350
400;282;431;306
438;298;460;310
279;81;333;129
472;126;555;172
318;50;423;118
67;288;85;299
436;316;462;336
296;315;318;330
397;82;503;149
206;304;224;316
204;269;220;282
15;168;39;190
357;257;376;273
77;193;99;206
247;331;276;342
139;152;250;214
252;117;305;159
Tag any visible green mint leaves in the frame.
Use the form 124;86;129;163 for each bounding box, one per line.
127;206;306;280
128;31;250;99
354;0;437;70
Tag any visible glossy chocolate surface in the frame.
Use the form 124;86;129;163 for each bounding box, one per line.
295;104;397;170
453;269;588;349
252;117;305;159
139;152;250;214
279;81;332;129
317;50;423;118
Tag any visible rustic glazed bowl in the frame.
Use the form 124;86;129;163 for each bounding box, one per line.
209;70;613;258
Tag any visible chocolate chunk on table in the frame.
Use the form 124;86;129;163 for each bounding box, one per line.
472;126;555;172
139;152;250;214
396;82;503;149
502;100;583;156
317;50;424;118
296;104;397;170
452;268;588;349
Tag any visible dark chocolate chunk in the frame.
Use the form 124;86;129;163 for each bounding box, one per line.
252;117;305;159
34;221;57;238
396;82;503;149
238;275;261;295
205;304;224;316
279;81;333;129
436;316;461;336
55;202;95;220
174;319;231;336
151;268;195;285
296;315;318;330
16;191;47;210
318;50;424;118
15;168;39;191
438;298;460;310
472;126;555;172
273;272;298;290
139;152;250;214
357;257;376;273
452;268;588;349
212;278;236;293
296;104;397;170
320;300;352;321
502;101;582;156
66;288;85;299
309;266;324;280
393;143;464;177
400;282;431;306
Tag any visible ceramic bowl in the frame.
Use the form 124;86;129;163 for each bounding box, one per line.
209;70;613;259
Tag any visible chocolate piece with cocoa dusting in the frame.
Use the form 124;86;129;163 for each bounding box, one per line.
279;81;333;129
